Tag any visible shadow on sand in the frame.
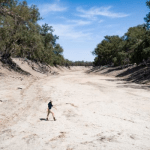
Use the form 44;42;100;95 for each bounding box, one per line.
40;118;47;121
116;66;150;84
40;118;54;121
86;65;150;84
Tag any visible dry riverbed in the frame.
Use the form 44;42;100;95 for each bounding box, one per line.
0;67;150;150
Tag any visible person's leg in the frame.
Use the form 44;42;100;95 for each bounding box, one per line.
46;108;50;120
50;110;56;121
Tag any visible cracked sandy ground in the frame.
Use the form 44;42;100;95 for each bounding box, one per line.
0;68;150;150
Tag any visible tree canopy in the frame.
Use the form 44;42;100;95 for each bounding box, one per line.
0;0;65;66
93;0;150;66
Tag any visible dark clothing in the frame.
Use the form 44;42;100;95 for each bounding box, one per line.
48;102;53;109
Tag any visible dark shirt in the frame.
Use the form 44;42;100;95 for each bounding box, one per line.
48;102;53;109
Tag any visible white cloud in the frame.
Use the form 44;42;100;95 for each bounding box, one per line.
67;20;92;26
76;6;129;19
98;20;104;23
51;24;92;40
39;3;67;15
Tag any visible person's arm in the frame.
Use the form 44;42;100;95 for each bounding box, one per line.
53;105;57;110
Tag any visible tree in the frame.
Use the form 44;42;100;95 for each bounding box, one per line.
92;35;124;66
0;0;42;59
0;0;65;66
53;44;64;66
144;0;150;30
92;25;149;66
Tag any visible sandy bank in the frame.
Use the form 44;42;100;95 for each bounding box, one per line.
0;59;150;150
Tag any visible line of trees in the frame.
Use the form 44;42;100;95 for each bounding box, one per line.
63;60;93;66
0;0;65;66
92;1;150;66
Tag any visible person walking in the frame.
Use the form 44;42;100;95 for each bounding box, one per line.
46;100;56;121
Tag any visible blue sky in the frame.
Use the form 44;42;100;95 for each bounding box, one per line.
26;0;149;61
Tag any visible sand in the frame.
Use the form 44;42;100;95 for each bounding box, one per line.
0;64;150;150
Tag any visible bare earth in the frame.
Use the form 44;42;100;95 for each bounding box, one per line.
0;66;150;150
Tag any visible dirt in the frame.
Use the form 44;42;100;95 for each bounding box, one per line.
87;65;150;84
0;60;150;150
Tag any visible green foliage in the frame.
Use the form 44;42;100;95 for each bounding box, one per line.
0;0;64;66
93;0;150;66
63;59;93;67
92;35;128;66
144;0;150;30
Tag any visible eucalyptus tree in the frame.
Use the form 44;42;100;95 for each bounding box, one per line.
123;26;147;64
92;35;124;66
0;0;65;66
53;44;64;66
0;0;43;60
144;0;150;30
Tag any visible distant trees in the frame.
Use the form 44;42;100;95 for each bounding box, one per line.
63;59;93;67
0;0;65;66
93;0;150;66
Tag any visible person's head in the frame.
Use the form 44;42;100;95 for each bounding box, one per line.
50;100;52;103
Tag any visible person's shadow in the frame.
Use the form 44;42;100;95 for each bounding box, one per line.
40;118;47;121
39;118;53;121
